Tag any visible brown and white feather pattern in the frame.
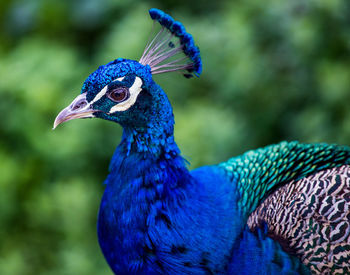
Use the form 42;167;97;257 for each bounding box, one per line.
247;165;350;274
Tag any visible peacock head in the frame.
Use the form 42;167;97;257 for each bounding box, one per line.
53;9;202;130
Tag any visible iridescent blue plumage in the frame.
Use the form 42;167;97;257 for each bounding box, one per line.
81;59;152;101
53;8;350;275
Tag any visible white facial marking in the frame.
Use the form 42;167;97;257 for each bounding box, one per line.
109;76;143;113
90;76;125;104
115;76;125;82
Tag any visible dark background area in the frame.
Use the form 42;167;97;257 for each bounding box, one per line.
0;0;349;274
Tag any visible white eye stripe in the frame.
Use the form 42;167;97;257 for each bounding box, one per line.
89;76;126;104
116;76;125;82
90;86;107;104
109;76;143;113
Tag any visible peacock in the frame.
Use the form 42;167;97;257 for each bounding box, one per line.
53;8;350;275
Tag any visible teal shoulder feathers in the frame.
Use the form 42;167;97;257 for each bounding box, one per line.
219;141;350;218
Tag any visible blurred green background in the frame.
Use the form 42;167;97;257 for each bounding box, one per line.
0;0;349;274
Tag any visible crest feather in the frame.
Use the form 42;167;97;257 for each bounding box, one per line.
139;8;202;77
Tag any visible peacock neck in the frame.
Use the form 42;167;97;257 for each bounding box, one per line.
102;118;193;233
99;120;194;272
107;115;192;191
102;84;194;224
120;124;177;158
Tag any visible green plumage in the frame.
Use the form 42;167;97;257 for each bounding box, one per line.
219;141;350;217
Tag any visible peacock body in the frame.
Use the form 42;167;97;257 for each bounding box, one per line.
54;9;350;275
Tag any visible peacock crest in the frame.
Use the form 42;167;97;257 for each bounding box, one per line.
139;8;202;77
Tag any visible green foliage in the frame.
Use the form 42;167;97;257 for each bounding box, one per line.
0;0;349;274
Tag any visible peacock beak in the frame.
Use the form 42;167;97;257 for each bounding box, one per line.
53;93;96;129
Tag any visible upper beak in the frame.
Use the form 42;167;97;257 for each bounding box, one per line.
53;93;96;129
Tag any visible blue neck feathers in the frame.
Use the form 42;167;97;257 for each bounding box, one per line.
107;124;192;192
108;82;188;173
98;88;194;272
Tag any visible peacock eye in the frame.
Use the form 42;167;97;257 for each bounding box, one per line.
108;88;129;103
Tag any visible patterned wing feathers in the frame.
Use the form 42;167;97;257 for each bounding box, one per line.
248;165;350;274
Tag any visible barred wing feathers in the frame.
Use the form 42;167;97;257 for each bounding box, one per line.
248;165;350;274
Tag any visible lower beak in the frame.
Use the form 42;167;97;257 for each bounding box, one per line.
53;93;96;129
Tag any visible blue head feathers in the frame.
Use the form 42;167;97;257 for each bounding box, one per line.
81;59;152;101
53;9;201;130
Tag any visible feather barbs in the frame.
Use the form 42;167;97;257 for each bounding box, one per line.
139;8;202;78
